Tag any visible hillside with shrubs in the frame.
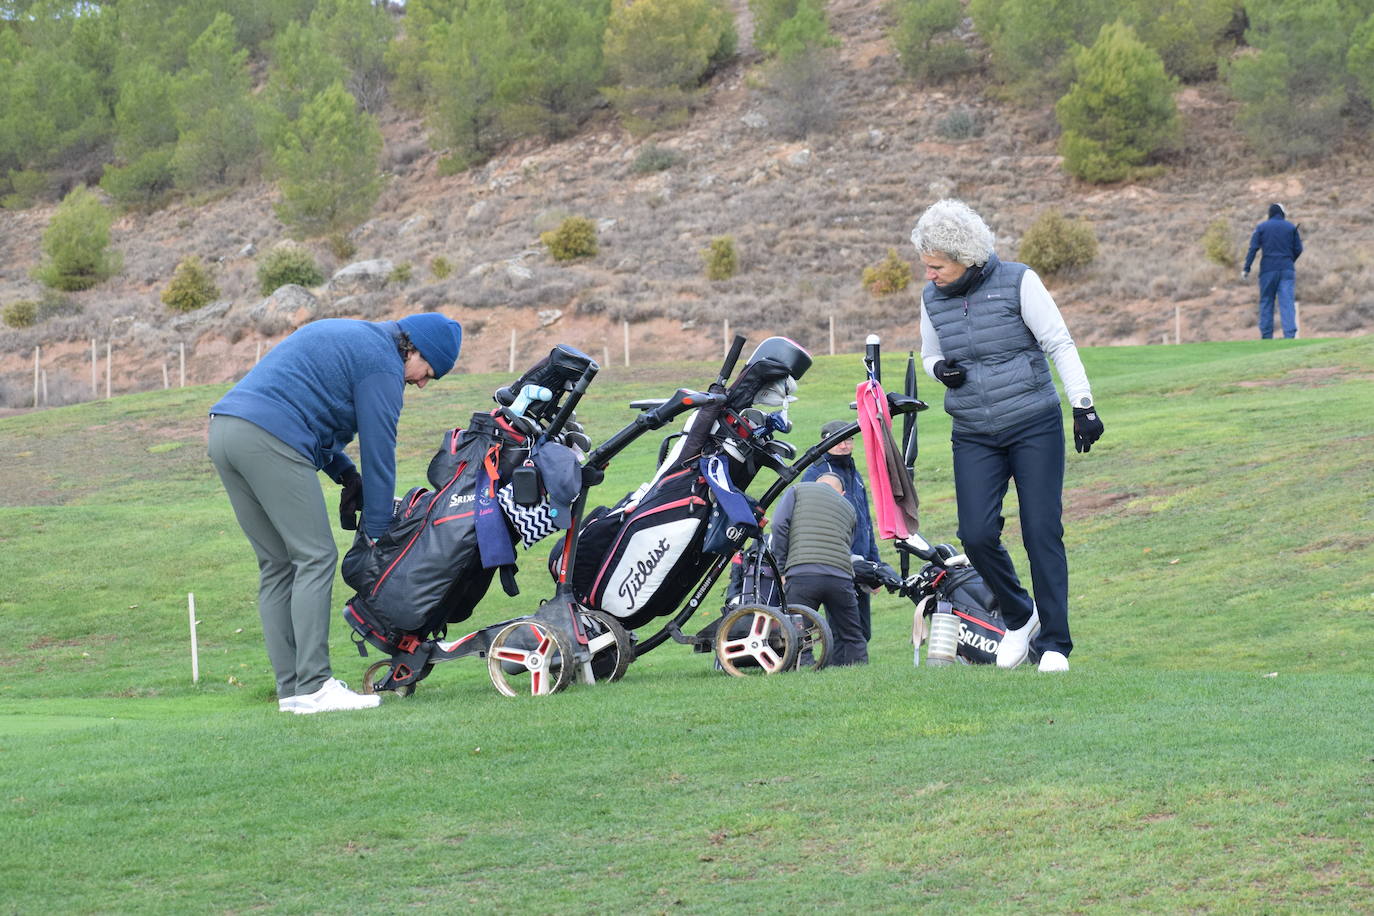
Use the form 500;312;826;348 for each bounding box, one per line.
2;0;1373;408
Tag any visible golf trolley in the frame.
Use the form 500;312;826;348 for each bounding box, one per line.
561;335;928;676
342;345;643;698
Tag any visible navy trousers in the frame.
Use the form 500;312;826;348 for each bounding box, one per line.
951;408;1072;657
1257;269;1297;339
786;571;867;666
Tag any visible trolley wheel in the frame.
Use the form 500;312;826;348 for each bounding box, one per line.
487;619;575;697
578;609;634;683
360;659;416;697
787;604;833;671
714;604;799;676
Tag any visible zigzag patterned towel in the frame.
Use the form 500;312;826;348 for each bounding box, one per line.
497;483;560;547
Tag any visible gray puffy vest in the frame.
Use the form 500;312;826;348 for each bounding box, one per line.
783;482;856;576
923;255;1060;434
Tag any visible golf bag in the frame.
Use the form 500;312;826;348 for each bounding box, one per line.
918;562;1006;665
342;346;596;654
557;336;810;632
341;412;527;651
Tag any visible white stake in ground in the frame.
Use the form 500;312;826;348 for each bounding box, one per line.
188;592;199;683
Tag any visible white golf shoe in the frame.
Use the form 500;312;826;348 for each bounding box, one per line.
1037;651;1069;672
996;607;1040;669
290;678;381;714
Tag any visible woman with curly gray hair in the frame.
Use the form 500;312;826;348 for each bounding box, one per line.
910;199;1103;673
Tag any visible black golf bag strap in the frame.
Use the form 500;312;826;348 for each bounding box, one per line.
499;564;519;597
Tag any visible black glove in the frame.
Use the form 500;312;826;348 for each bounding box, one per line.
1072;405;1104;453
875;561;903;591
934;359;966;389
338;468;363;530
851;558;882;589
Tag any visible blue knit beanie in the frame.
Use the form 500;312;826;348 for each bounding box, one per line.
397;313;462;379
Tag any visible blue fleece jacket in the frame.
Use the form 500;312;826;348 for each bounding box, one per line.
1244;217;1303;275
211;319;405;538
800;456;880;562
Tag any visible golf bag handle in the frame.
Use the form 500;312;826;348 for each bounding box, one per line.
540;359;599;444
717;335;747;389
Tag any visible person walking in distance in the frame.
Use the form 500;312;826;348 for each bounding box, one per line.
770;473;866;666
1242;203;1303;339
208;313;463;713
911;199;1103;673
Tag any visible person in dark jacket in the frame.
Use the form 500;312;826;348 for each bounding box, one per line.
208;313;462;713
1243;203;1303;339
802;419;885;643
911;199;1102;673
771;473;865;665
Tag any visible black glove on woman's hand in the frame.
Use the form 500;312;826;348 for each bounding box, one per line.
338;468;363;530
1072;406;1104;453
934;359;966;389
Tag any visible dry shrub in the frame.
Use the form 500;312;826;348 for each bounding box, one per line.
541;217;598;261
704;236;738;280
862;249;913;295
1018;210;1098;276
1201;218;1236;268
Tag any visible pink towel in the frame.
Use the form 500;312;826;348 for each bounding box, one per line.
856;379;920;539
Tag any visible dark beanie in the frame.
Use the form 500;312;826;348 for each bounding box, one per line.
1268;203;1286;219
821;418;851;439
397;313;462;379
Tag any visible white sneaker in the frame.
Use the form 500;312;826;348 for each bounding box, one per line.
278;696;306;713
1038;651;1069;672
290;678;381;714
996;607;1040;669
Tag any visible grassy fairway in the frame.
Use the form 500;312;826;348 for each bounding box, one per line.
1;335;1371;913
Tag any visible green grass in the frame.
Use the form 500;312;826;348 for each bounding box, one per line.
2;336;1372;913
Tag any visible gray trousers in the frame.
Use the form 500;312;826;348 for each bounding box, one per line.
209;415;337;698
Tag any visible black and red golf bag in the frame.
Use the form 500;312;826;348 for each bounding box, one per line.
342;346;596;655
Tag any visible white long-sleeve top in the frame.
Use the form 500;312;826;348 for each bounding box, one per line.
919;268;1093;407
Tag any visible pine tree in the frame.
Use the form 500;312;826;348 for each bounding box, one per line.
426;0;523;169
169;13;261;189
602;0;737;135
310;0;396;113
1055;21;1179;183
33;185;121;291
272;81;384;239
509;0;612;141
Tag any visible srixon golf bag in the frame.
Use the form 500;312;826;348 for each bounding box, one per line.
559;336;811;632
342;346;596;654
919;562;1007;665
340;411;523;651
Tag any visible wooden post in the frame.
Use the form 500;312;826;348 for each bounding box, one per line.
829;315;835;355
163;363;170;389
602;346;610;370
90;339;97;395
622;320;630;367
188;593;199;684
723;318;730;359
32;346;40;409
105;341;112;398
41;369;48;406
255;341;263;364
179;342;185;387
1174;305;1181;344
1295;300;1301;339
508;329;516;373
